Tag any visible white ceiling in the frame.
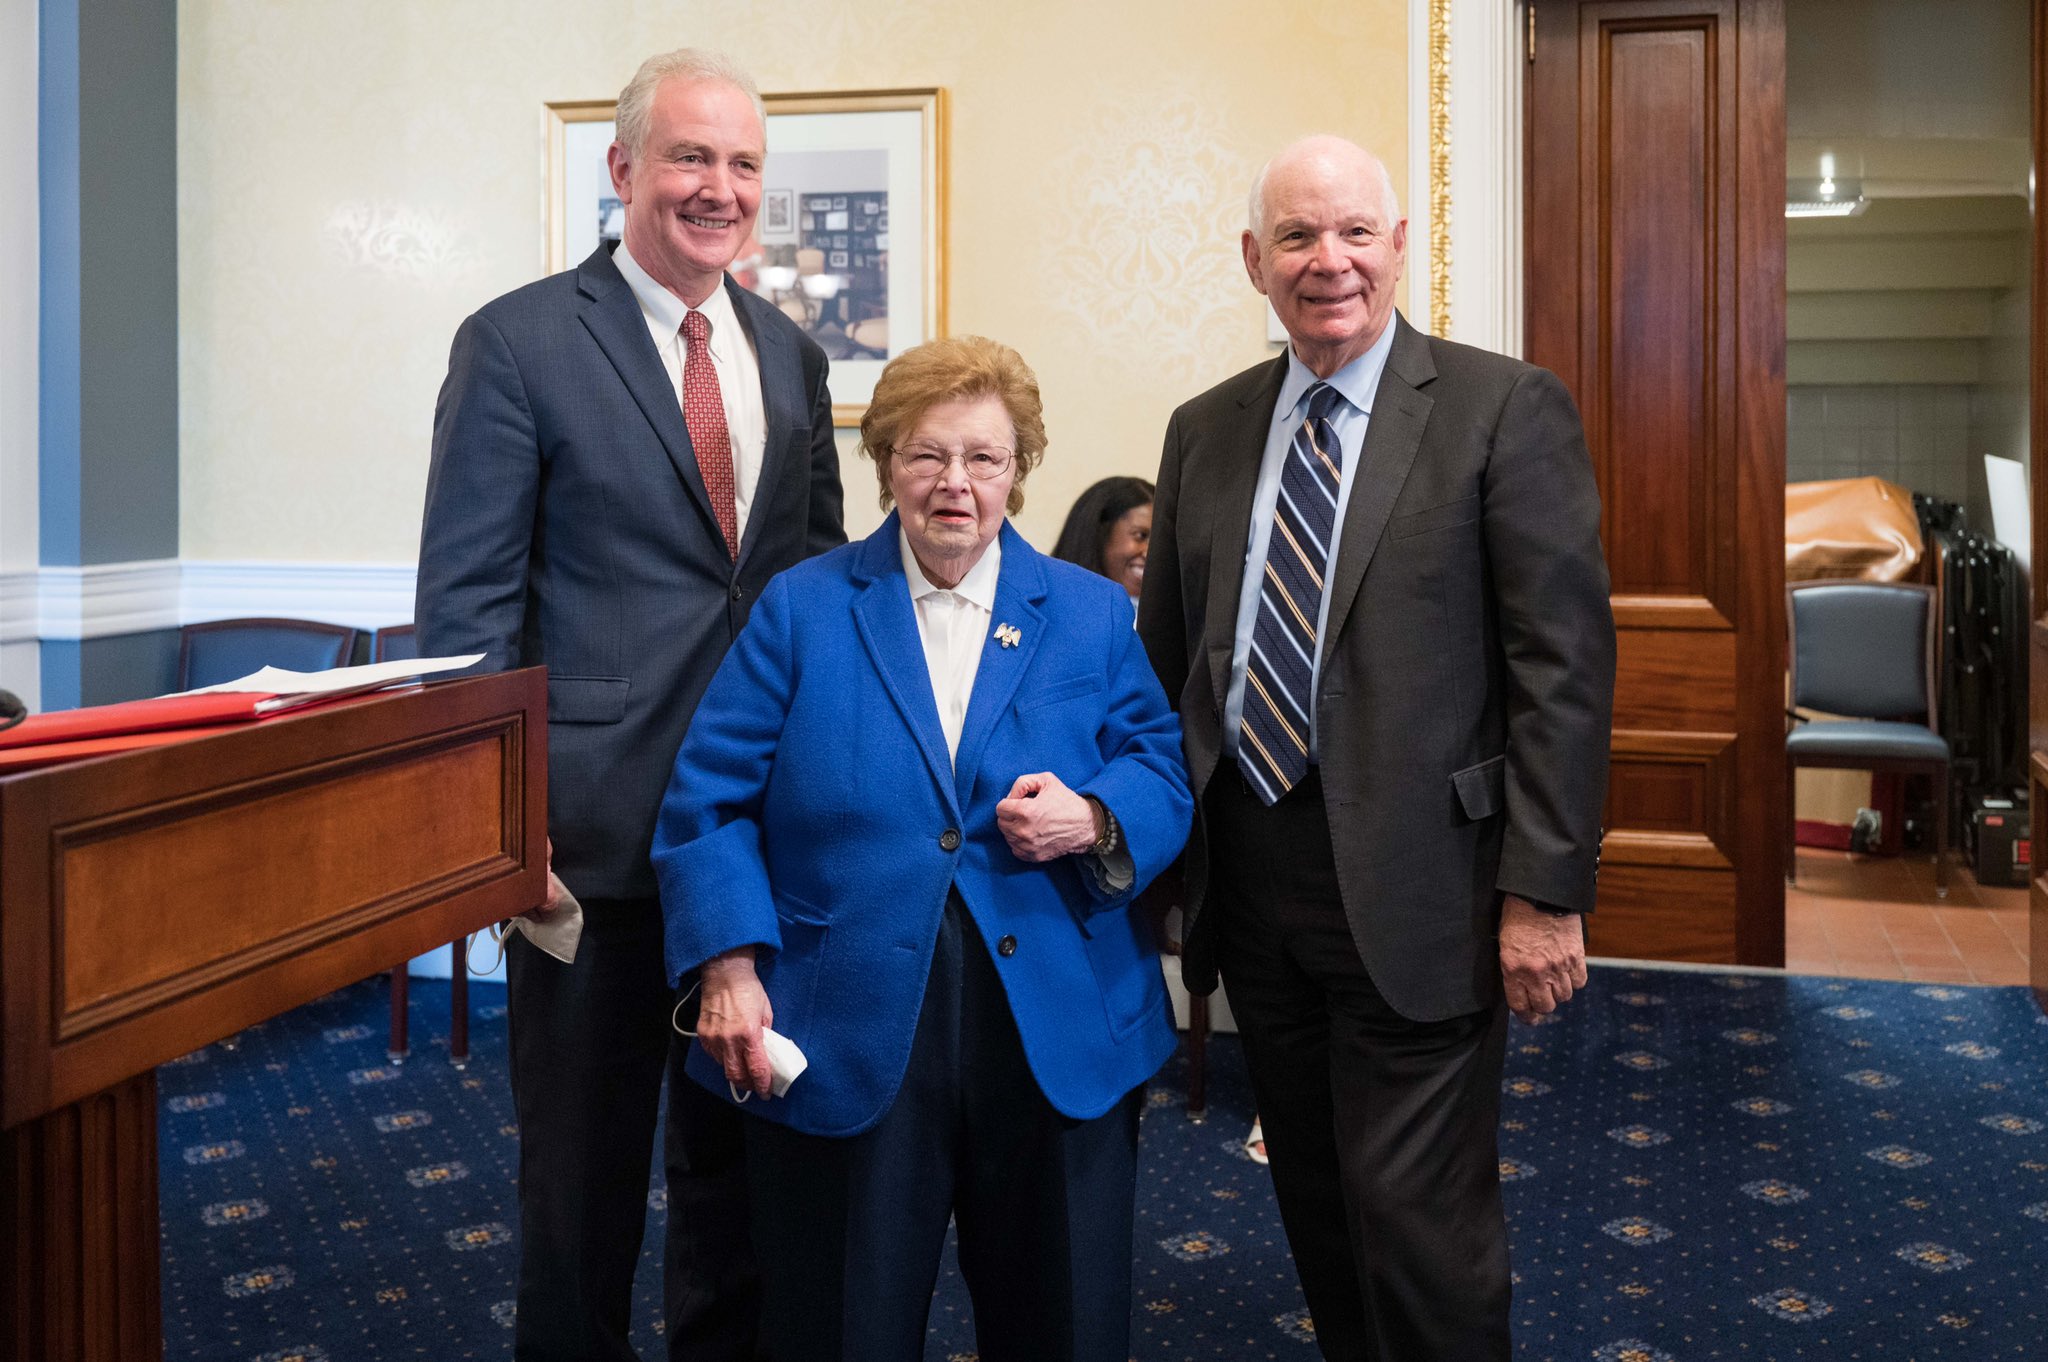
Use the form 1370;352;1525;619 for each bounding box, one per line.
1787;0;2030;197
1786;0;2032;386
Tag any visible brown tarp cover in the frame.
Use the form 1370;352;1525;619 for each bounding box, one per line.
1786;475;1924;583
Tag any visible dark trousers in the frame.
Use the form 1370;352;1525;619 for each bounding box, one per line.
505;896;758;1362
743;894;1142;1362
1206;767;1512;1362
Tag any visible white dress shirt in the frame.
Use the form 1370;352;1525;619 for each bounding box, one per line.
1223;321;1397;764
614;241;769;544
900;530;1003;764
900;530;1133;890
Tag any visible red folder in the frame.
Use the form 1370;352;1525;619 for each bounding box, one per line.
0;690;278;751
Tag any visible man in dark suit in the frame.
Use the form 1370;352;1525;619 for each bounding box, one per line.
1138;135;1614;1361
416;48;843;1362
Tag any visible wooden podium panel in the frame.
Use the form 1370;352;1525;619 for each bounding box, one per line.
0;670;546;1360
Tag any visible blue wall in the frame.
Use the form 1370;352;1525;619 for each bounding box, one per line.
37;0;81;567
39;629;180;709
38;0;182;710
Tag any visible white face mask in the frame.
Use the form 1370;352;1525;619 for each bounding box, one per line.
472;871;585;970
669;982;809;1102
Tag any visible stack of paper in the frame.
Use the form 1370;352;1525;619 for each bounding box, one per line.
179;655;486;712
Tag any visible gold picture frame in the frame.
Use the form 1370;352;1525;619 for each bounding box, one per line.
544;88;948;427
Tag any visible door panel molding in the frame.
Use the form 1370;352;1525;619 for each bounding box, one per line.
1581;7;1739;617
1607;727;1737;867
1611;596;1734;630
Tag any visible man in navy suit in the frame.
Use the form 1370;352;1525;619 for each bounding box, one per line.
416;48;843;1362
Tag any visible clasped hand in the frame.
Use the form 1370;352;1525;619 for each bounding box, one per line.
996;772;1098;862
1497;894;1588;1025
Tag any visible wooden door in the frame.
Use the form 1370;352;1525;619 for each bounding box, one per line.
1525;0;1787;964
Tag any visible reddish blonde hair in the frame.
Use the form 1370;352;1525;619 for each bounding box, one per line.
858;336;1047;515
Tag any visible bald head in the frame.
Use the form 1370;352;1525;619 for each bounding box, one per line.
1247;136;1400;239
1240;134;1408;378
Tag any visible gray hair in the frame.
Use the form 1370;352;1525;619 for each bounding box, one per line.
1246;137;1401;238
615;49;767;159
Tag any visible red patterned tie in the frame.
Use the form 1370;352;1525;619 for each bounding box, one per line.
681;310;738;558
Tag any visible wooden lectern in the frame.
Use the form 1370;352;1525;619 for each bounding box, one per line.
0;670;547;1360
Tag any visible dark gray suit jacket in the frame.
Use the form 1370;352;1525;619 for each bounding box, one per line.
417;244;845;901
1138;315;1614;1021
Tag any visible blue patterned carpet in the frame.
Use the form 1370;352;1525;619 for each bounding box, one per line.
158;966;2048;1360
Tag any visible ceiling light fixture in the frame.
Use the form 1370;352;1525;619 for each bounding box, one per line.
1786;175;1868;218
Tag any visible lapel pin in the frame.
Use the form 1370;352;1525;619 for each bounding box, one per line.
995;623;1021;648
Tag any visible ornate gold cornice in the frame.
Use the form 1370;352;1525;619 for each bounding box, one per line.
1428;0;1451;337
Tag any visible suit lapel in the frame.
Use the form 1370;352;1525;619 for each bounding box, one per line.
1323;316;1436;649
952;525;1048;808
1204;358;1289;709
576;247;720;533
849;517;961;818
731;280;803;571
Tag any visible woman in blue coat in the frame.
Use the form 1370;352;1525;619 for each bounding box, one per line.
652;335;1192;1361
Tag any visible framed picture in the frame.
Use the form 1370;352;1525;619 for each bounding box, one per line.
545;99;623;262
546;88;947;426
761;188;796;241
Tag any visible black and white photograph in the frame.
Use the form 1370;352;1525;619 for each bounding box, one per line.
761;187;796;240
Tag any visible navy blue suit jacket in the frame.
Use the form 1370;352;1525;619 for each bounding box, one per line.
417;244;844;899
652;518;1192;1136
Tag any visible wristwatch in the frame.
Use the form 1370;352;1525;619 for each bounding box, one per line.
1085;796;1121;857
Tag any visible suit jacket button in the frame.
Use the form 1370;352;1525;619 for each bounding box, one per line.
997;934;1017;957
939;828;961;851
729;583;744;601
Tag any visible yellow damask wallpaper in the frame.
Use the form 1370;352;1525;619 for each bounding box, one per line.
178;0;1409;559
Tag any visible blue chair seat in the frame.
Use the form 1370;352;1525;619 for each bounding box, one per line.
1787;719;1948;763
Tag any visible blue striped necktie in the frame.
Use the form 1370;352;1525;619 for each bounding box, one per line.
1240;381;1345;805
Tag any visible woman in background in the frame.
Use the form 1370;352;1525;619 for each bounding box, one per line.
1050;475;1152;605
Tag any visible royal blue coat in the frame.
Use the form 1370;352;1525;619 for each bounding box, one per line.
652;516;1192;1137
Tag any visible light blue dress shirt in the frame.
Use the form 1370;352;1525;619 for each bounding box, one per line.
1223;322;1399;765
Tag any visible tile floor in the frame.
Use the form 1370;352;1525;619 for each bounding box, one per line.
1785;846;2034;986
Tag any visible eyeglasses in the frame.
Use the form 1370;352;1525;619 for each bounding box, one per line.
891;444;1015;481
